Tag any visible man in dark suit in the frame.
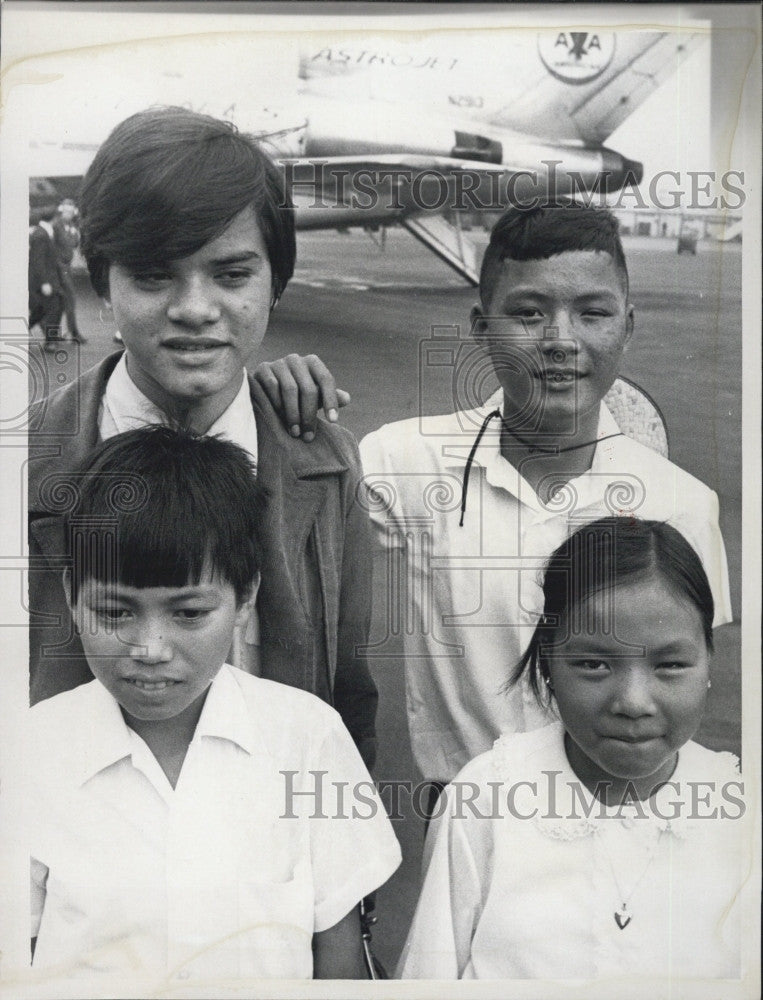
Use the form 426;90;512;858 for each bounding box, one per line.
51;198;87;344
28;205;64;349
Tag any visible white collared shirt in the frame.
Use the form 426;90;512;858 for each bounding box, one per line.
397;723;743;980
30;666;401;992
98;355;262;659
360;392;732;782
99;353;258;468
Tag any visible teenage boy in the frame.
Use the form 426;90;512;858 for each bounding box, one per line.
254;203;732;799
30;427;401;986
28;107;377;768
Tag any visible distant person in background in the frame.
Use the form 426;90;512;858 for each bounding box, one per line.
28;206;64;351
52;198;87;344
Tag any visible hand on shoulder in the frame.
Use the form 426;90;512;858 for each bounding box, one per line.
253;354;350;442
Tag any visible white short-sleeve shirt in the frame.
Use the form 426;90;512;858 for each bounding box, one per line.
360;394;732;782
30;666;401;991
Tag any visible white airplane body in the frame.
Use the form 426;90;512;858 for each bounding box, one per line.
28;29;705;283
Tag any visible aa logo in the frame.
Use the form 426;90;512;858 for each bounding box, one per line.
538;31;616;85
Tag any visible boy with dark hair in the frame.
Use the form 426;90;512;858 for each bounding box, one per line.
30;427;400;987
78;106;295;309
255;201;732;802
28;107;378;769
478;201;629;303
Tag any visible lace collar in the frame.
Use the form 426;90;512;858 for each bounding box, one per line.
490;723;740;842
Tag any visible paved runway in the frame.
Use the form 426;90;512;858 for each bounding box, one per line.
31;228;743;971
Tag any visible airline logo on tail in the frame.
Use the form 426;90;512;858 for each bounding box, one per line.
538;31;616;84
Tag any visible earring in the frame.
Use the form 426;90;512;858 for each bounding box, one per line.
707;679;712;690
543;675;554;693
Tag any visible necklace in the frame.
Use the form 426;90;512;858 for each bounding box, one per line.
598;825;668;930
501;422;623;456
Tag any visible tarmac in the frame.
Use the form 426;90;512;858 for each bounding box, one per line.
29;228;744;971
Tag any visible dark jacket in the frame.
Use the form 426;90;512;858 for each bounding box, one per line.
51;217;80;267
28;353;378;767
28;225;63;299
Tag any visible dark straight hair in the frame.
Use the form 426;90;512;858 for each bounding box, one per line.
479;201;629;308
512;517;715;706
79;106;296;306
66;426;262;605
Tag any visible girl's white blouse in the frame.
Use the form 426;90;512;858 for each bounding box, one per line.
397;722;744;981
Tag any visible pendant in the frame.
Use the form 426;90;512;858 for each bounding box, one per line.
614;907;631;930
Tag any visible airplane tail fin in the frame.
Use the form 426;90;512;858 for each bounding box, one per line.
299;30;707;148
487;30;707;145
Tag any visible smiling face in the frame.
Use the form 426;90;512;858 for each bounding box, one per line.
474;250;634;440
107;207;273;432
73;575;249;728
546;573;710;800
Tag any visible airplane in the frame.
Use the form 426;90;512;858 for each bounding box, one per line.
28;28;705;284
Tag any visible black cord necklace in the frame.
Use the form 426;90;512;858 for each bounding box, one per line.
501;422;623;456
459;409;624;526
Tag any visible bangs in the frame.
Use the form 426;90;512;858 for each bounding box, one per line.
540;518;714;649
540;523;653;625
98;134;267;270
79;107;295;303
71;505;222;597
67;428;261;604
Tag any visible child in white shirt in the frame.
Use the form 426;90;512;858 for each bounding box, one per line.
30;427;400;993
397;517;744;981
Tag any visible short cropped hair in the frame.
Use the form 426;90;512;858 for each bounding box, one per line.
512;517;714;707
479;202;628;307
66;427;261;605
79;107;295;306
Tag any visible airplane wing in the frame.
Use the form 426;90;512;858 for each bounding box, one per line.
285;148;642;212
284;148;642;284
